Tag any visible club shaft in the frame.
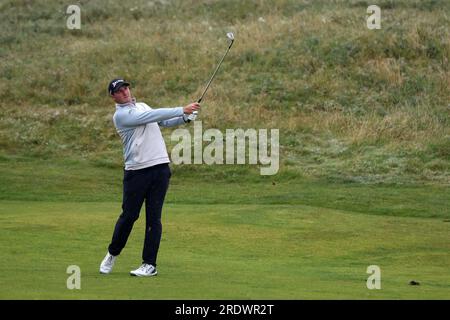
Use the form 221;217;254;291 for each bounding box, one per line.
198;41;234;103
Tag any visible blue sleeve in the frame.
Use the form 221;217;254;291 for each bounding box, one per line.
115;106;184;128
158;115;188;127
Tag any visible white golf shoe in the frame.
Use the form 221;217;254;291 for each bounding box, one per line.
130;263;157;277
99;252;117;274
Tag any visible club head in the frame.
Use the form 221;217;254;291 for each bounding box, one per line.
226;32;234;42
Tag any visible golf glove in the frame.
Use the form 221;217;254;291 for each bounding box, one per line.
187;111;198;122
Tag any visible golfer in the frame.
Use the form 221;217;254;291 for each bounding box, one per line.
100;78;200;277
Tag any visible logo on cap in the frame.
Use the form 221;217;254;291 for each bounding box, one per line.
108;78;130;95
112;80;123;88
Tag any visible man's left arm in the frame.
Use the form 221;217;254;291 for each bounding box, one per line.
158;115;191;127
158;102;199;127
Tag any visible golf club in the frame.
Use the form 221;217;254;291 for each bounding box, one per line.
189;32;234;120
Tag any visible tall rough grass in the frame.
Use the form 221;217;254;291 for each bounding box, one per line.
0;0;449;184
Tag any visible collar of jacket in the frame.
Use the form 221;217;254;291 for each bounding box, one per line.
116;97;137;108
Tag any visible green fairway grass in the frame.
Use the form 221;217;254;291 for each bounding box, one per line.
0;159;449;299
0;199;449;299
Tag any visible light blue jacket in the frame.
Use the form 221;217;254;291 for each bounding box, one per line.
113;99;188;170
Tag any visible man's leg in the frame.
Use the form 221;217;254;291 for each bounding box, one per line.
108;169;146;256
142;164;171;266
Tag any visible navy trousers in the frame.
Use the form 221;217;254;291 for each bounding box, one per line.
108;163;171;266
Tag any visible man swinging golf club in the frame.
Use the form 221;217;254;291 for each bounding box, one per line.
100;32;234;277
99;78;200;276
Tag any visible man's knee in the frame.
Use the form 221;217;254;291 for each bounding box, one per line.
148;219;162;231
120;210;140;223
